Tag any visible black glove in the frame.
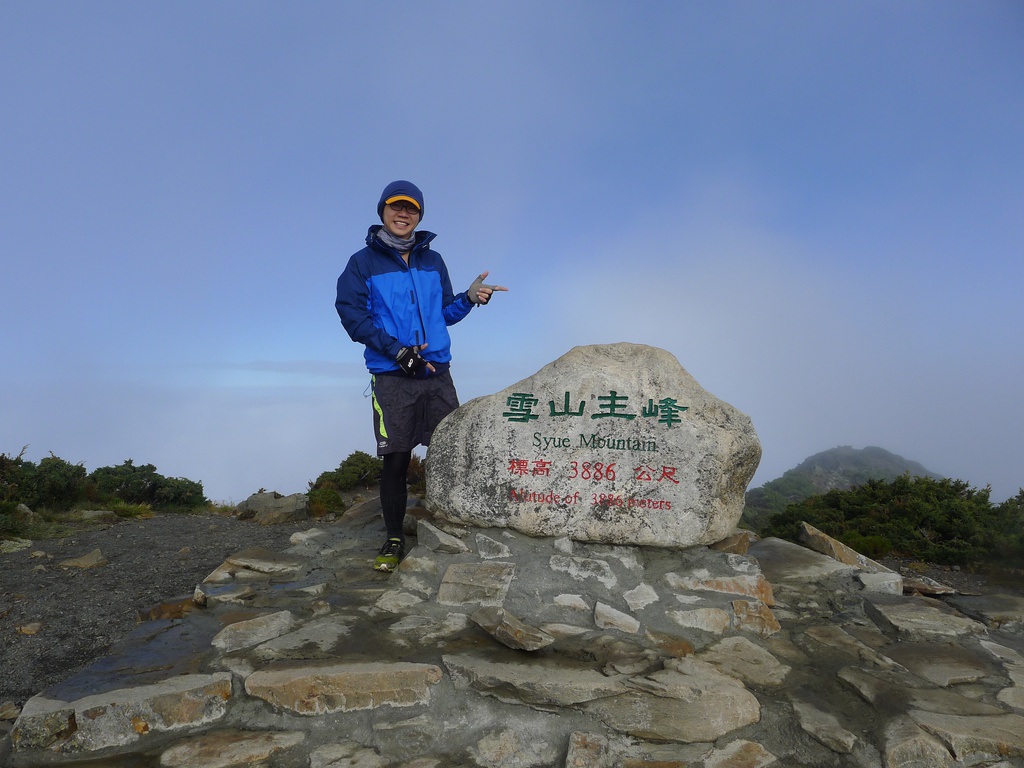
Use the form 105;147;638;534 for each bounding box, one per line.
395;346;428;377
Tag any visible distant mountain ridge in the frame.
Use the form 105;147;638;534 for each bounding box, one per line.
788;445;937;491
741;445;941;532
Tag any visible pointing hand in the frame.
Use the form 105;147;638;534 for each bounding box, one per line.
468;271;509;305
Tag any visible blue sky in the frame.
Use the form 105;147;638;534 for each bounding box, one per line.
3;2;1022;504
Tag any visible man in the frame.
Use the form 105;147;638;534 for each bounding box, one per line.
335;180;507;572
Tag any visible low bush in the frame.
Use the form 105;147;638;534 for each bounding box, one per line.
86;460;206;510
308;487;345;517
763;475;1024;567
1;449;207;539
311;451;382;492
152;476;206;510
308;451;388;516
27;454;89;511
408;454;426;497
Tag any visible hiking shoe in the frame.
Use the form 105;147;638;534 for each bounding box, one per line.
373;538;404;573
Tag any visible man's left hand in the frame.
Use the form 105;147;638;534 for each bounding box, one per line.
468;271;509;305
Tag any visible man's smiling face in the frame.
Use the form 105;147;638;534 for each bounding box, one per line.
382;200;420;241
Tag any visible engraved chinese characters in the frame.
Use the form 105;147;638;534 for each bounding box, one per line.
425;343;761;549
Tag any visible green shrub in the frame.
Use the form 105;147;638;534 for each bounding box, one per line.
308;451;386;515
26;454;88;510
333;451;384;490
840;531;892;560
88;460;161;505
763;475;1022;567
308;487;345;517
1;451;207;528
86;460;205;511
153;476;206;510
1;448;30;505
408;454;426;497
312;451;383;494
101;499;153;518
0;504;19;535
988;489;1024;562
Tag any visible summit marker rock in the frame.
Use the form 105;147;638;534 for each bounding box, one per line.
426;343;761;548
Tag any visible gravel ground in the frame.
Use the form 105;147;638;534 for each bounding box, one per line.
2;513;1020;717
879;555;1024;597
0;512;319;713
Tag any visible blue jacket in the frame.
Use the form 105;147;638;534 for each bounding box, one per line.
336;226;474;373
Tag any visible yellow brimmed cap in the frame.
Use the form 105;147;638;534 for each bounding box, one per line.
378;180;425;220
384;194;421;211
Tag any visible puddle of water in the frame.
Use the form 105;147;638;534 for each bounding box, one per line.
40;752;162;768
135;596;197;622
43;613;223;702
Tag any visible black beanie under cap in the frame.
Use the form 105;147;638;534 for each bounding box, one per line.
377;180;424;221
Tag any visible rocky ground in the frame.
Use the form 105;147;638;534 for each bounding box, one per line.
4;505;1024;768
0;510;325;713
2;508;1019;719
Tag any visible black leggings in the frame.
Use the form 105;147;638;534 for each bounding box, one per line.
380;450;411;541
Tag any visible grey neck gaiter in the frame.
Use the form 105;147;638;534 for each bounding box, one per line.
376;227;417;254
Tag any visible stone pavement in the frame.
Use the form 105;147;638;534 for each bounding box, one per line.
5;497;1024;768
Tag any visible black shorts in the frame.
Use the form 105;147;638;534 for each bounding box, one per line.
371;370;459;455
